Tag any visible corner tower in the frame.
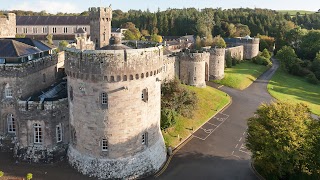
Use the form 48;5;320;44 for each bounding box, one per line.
89;7;112;49
65;47;166;179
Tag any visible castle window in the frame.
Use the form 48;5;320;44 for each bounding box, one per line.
193;77;197;81
103;32;106;41
141;73;144;79
69;86;73;101
142;132;148;145
130;75;133;80
150;71;153;76
141;88;148;102
33;123;42;144
56;123;62;143
123;75;127;81
146;72;149;77
63;27;68;33
102;139;108;151
135;74;139;79
33;27;38;34
117;75;121;81
23;27;27;34
43;27;47;33
52;27;57;34
5;84;13;98
101;92;108;109
7;114;16;133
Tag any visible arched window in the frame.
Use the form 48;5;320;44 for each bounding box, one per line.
123;75;127;81
5;83;12;98
34;123;42;144
130;75;133;80
7;114;16;133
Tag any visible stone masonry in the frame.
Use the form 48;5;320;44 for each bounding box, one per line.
0;13;16;38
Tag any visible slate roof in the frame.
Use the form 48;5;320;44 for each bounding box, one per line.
0;39;41;58
16;16;90;26
0;38;53;58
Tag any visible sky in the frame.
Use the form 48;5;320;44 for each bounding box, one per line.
0;0;319;14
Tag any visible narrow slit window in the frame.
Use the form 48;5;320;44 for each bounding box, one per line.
56;123;62;143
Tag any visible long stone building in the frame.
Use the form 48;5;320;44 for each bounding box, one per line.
0;6;259;179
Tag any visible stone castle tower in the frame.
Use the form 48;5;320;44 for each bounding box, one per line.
65;7;166;179
0;13;16;38
89;7;112;49
209;48;226;80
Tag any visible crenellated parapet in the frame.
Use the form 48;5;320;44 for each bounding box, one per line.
0;54;58;77
65;46;164;82
0;13;16;38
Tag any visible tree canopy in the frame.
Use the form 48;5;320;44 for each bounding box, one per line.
246;102;320;179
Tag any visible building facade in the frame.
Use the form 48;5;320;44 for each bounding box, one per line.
0;13;16;38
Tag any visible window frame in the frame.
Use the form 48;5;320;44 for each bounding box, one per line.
56;123;63;143
5;84;13;98
102;139;108;151
7;114;16;133
33;123;42;144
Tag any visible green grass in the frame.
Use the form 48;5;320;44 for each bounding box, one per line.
277;10;315;16
213;61;269;90
162;85;230;148
268;68;320;116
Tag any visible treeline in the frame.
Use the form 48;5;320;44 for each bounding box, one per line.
0;10;89;16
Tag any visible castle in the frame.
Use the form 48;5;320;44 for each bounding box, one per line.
0;6;259;179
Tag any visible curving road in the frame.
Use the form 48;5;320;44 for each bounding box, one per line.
152;60;279;180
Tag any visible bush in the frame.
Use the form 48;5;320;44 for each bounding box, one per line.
261;48;271;59
161;78;198;129
252;55;272;66
225;51;232;68
306;73;319;84
232;58;237;66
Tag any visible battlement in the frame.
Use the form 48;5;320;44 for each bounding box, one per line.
179;51;210;62
237;37;260;44
0;54;58;77
65;46;164;82
18;98;68;112
0;13;16;22
88;7;112;19
209;48;226;56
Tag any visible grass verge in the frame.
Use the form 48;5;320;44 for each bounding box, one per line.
267;68;320;115
213;61;269;90
162;85;230;148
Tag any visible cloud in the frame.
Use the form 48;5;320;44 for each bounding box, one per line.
9;0;80;14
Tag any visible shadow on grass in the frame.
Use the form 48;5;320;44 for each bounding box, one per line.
269;79;320;106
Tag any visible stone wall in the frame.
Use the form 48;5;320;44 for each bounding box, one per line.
65;46;166;179
163;55;177;82
14;98;69;163
0;13;16;38
179;52;209;87
209;48;225;80
226;46;244;61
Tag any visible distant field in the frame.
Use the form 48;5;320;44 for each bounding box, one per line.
268;68;320;116
162;85;230;148
277;10;315;16
212;61;269;90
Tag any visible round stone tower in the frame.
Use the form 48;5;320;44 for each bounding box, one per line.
209;48;225;80
65;47;166;179
237;37;260;59
179;52;209;87
89;7;112;49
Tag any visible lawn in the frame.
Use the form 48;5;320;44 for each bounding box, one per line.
268;68;320;116
162;85;230;148
213;61;269;90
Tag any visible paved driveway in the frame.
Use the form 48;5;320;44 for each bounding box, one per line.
153;60;279;180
